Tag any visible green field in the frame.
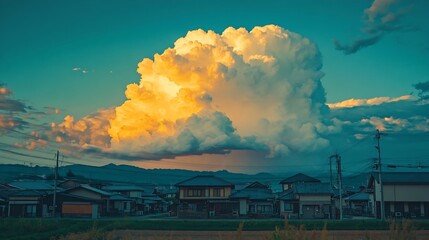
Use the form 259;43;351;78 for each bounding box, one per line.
1;218;428;240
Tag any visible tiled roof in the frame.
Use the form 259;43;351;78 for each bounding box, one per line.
67;184;112;196
372;172;429;184
110;194;132;201
9;190;46;197
7;180;55;190
345;192;370;201
277;189;295;200
230;181;274;200
280;173;320;184
175;175;233;187
230;188;275;200
57;192;100;202
245;181;269;189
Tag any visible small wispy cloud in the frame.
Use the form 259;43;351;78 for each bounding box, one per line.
414;80;429;101
0;83;27;112
334;0;414;54
327;95;413;109
72;67;89;74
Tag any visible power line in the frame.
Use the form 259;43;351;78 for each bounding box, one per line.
0;148;55;161
338;134;372;155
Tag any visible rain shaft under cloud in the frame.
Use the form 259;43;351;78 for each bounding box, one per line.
49;25;334;160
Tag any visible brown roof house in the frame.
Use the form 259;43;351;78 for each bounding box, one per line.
64;184;113;217
278;173;332;219
175;175;237;218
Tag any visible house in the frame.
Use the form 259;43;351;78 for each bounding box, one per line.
141;193;168;214
0;192;7;217
0;183;15;217
7;190;48;217
175;175;237;218
230;181;276;218
159;188;178;199
64;184;112;216
5;180;58;217
368;172;429;219
45;192;101;218
278;173;332;219
102;185;146;215
102;185;146;198
280;173;321;191
344;191;372;216
109;194;132;215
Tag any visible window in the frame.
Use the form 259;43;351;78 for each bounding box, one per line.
257;204;273;213
26;205;36;217
249;205;256;213
213;188;225;197
284;203;293;211
187;188;205;197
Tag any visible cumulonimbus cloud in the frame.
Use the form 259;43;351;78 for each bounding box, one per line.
47;25;335;160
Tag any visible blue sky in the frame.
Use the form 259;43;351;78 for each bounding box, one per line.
1;0;428;174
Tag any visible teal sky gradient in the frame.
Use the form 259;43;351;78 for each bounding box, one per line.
1;0;429;173
2;0;428;118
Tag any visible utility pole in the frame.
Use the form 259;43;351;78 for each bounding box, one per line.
52;150;59;217
375;129;385;220
330;153;343;220
329;156;333;190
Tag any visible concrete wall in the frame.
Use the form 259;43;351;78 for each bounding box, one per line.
374;181;429;202
382;185;429;202
299;194;331;203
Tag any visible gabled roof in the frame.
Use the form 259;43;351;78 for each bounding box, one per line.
110;194;132;201
294;183;332;195
245;181;269;189
370;172;429;185
8;190;46;197
65;184;112;196
56;192;100;203
277;189;295;200
7;180;55;191
230;188;274;200
344;192;370;201
280;173;320;184
175;175;233;187
230;181;274;200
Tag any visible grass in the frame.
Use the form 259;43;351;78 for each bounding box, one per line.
1;218;429;240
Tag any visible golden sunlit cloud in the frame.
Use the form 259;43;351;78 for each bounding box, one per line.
48;25;337;160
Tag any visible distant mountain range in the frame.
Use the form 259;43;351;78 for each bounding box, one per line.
0;163;371;192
